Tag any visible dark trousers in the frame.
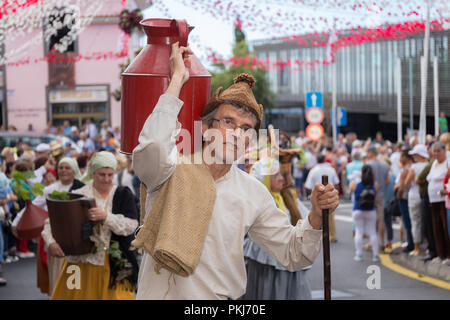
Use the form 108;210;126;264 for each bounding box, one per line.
430;202;450;260
399;199;414;250
384;207;393;242
421;194;436;257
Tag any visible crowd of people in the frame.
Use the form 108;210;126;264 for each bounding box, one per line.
0;113;448;299
4;119;121;153
0;119;141;291
283;129;450;265
0;47;447;299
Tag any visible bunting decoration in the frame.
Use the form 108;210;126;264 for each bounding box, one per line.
2;0;449;69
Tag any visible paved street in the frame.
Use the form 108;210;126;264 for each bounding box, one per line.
0;200;449;300
307;201;450;300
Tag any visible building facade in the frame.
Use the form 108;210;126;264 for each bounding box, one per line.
2;0;149;132
252;28;450;140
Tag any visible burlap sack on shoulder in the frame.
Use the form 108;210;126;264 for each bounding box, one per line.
131;155;216;277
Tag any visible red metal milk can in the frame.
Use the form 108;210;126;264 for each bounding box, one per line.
120;18;211;154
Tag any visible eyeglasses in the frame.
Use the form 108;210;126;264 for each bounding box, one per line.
212;118;253;133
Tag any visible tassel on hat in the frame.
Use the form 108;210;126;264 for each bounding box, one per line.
202;73;264;130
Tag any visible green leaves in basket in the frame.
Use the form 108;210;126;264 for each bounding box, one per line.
48;190;70;201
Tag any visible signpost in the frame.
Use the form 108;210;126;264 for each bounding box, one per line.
331;106;347;127
306;91;323;109
305;91;324;141
305;123;324;141
305;107;324;124
337;106;346;126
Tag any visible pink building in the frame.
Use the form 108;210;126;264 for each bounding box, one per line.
1;0;149;132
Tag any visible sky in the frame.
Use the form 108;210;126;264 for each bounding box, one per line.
142;0;244;67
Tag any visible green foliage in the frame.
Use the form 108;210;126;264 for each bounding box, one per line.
11;170;44;201
209;25;276;121
108;240;133;281
48;190;70;201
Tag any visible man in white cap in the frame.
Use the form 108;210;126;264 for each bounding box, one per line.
29;143;55;187
36;143;51;158
351;140;363;158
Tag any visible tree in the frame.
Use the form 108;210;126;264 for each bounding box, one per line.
209;24;276;126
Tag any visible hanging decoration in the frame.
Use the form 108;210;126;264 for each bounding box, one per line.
0;0;108;65
118;8;143;34
2;0;450;69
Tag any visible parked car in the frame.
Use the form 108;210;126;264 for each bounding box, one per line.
0;132;82;154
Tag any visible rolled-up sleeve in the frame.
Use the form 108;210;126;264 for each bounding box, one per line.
248;202;322;272
132;94;184;192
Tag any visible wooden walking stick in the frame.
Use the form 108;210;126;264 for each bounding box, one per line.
322;175;331;300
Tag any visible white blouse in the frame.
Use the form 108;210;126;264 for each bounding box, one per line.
427;159;449;203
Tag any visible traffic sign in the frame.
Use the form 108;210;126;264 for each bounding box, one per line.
306;91;323;108
305;107;324;124
337;106;347;126
331;106;347;127
305;123;324;141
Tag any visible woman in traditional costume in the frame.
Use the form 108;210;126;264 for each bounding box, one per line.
241;157;312;300
50;151;139;300
39;158;84;295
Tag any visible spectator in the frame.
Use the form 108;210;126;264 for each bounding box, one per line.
395;148;415;252
382;158;397;252
100;121;112;140
350;165;379;262
427;142;450;265
102;131;118;150
35;143;51;158
45;121;56;134
367;146;390;252
295;130;307;148
68;126;80;143
76;155;89;176
113;127;121;142
62;121;71;136
84;118;98;140
1;147;16;162
416;149;437;262
77;132;95;153
305;154;340;242
27;124;35;132
373;131;384;146
42;169;57;186
351;140;363;158
389;142;403;180
346;152;363;183
405;144;430;256
63;142;73;158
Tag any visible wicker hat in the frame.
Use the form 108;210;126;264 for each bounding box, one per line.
202;73;264;130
